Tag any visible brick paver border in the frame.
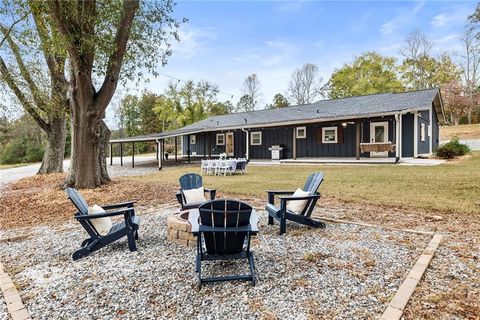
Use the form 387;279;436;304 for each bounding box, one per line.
0;261;31;320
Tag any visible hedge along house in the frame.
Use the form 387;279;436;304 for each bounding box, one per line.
109;88;446;169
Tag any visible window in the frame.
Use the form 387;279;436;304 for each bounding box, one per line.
296;127;306;139
420;123;426;142
322;127;337;143
251;132;262;145
216;133;225;145
190;135;196;145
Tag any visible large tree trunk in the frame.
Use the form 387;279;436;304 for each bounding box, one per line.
37;115;66;174
64;107;111;188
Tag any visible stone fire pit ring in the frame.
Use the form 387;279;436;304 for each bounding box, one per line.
166;211;196;247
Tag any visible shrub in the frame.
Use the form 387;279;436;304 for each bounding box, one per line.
0;139;44;164
436;137;470;159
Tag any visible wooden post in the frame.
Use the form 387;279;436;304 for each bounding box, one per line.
187;135;191;164
203;132;207;159
356;121;361;160
208;132;212;158
110;143;113;165
157;140;162;170
156;141;159;160
132;142;135;168
292;127;297;160
162;139;165;160
120;142;123;166
175;137;178;163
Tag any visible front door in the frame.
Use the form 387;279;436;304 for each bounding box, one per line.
226;132;234;156
369;122;389;157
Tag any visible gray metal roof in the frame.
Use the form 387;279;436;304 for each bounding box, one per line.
110;88;443;143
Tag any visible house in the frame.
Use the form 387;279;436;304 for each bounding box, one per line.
109;88;446;168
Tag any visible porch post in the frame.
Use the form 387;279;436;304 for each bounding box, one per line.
187;135;191;164
175;136;178;163
110;143;113;165
292;127;297;160
355;121;361;160
120;142;123;166
132;142;135;168
429;107;433;154
395;114;400;160
203;133;207;159
208;132;212;158
157;140;162;170
413;111;418;158
245;130;249;160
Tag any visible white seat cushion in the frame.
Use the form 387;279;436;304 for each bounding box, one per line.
183;186;207;204
88;205;113;236
287;188;310;214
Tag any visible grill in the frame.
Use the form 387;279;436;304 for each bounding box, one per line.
268;145;284;160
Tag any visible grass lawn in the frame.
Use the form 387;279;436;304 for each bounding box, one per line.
440;124;480;140
124;151;480;215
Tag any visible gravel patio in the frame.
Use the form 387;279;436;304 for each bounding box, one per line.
0;206;432;319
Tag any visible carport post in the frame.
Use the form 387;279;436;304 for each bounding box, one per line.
120;142;123;166
156;141;159;160
162;139;165;160
157;139;163;170
132;142;135;168
175;137;178;163
110;143;113;165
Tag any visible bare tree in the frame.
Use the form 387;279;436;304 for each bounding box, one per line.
459;23;480;123
400;29;434;90
287;63;323;105
239;73;261;111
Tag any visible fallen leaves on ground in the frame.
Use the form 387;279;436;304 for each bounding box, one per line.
0;173;177;229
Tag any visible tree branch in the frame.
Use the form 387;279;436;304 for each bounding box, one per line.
0;23;49;113
0;12;29;49
0;55;50;132
96;0;139;112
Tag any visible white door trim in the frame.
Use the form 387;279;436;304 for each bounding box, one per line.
370;121;389;158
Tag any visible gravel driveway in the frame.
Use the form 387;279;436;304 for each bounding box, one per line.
0;156;159;188
0;208;430;319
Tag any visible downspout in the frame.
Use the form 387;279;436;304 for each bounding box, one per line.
241;128;249;161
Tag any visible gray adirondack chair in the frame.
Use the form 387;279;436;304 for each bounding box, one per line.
66;188;140;260
266;172;326;234
176;173;216;210
188;199;259;287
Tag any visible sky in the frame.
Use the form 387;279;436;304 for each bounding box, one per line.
112;0;477;126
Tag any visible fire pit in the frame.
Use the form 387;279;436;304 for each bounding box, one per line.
166;211;196;247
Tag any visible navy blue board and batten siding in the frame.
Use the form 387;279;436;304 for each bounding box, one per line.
418;110;430;155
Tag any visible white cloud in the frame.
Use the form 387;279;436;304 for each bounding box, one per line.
170;25;217;60
431;10;471;28
380;1;425;35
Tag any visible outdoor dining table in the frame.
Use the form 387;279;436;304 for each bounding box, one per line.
202;159;247;175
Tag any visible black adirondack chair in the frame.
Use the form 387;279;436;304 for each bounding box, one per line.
176;173;216;210
188;199;259;287
266;172;326;235
65;188;140;261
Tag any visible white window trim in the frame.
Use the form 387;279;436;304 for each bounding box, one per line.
190;135;196;145
420;123;426;142
322;126;338;144
250;131;262;145
296;126;306;139
216;133;225;145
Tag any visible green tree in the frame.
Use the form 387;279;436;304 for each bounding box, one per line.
0;1;68;174
327;52;404;99
46;0;182;188
266;93;289;109
118;95;141;137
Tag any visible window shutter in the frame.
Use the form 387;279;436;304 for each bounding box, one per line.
316;128;323;144
338;126;344;144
